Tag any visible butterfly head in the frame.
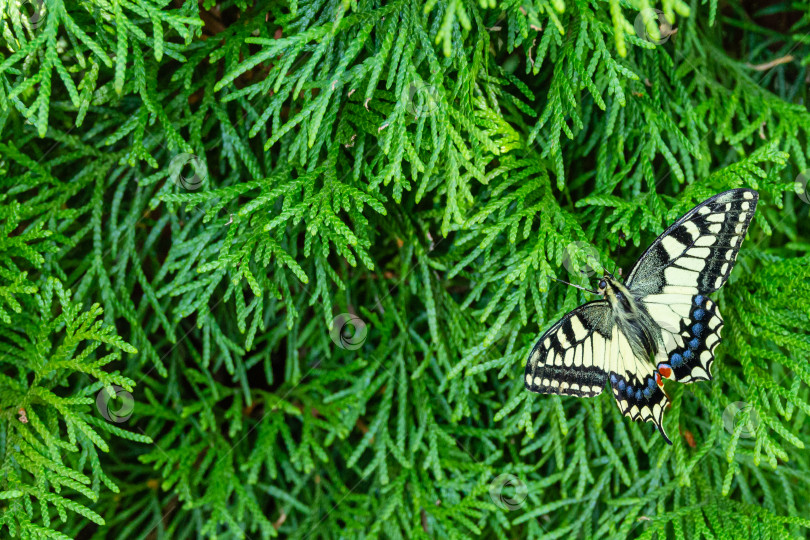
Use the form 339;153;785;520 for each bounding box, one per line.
597;273;614;295
597;268;623;295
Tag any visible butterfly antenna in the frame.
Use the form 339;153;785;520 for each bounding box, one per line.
549;276;599;295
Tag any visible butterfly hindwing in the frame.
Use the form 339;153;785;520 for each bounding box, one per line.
606;325;671;443
626;188;758;297
650;294;724;384
525;301;612;397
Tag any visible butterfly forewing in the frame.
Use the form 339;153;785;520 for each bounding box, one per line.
626;188;758;296
524;301;612;397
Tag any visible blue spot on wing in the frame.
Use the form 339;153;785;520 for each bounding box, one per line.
618;379;626;391
610;374;618;384
683;349;693;360
671;353;683;367
692;323;704;337
635;389;643;400
694;308;705;321
689;337;700;349
694;295;704;306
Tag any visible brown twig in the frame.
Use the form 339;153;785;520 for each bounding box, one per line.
746;55;794;71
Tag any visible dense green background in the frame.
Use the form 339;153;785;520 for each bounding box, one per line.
1;0;809;538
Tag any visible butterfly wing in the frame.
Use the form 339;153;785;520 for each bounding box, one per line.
605;325;672;444
525;300;673;442
525;301;612;397
628;188;757;384
626;188;757;295
643;292;724;384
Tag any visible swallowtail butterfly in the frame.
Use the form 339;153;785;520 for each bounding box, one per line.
524;189;758;443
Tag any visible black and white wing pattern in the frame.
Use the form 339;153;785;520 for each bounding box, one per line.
604;324;672;443
525;188;758;445
627;188;757;384
524;300;672;442
626;188;757;295
524;302;612;397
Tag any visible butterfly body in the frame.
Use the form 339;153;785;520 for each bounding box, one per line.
599;275;661;363
525;189;758;444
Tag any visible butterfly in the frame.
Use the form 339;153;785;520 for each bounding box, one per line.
524;189;758;443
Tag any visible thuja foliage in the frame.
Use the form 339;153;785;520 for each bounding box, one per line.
0;0;809;537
